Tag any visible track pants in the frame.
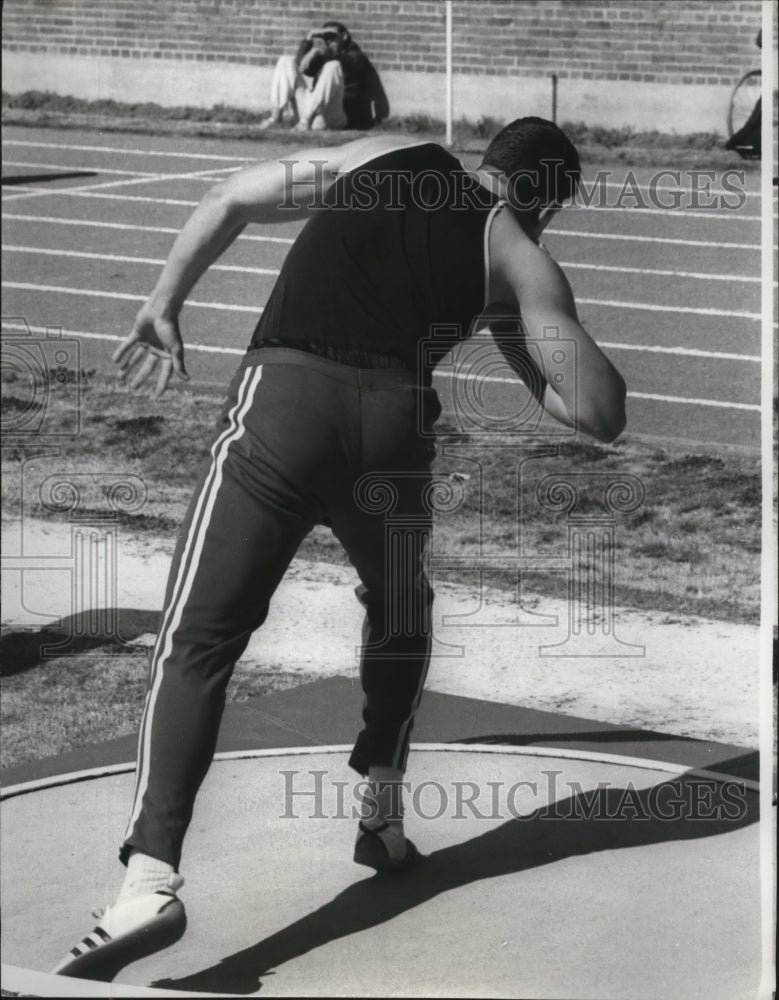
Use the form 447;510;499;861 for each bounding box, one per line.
121;348;439;869
270;54;348;130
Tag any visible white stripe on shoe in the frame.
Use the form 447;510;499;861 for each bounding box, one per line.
52;893;187;978
65;927;109;959
125;366;264;842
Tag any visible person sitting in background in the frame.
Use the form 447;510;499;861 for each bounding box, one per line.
724;27;762;159
261;21;389;131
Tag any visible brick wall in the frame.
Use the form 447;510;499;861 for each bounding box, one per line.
1;0;764;88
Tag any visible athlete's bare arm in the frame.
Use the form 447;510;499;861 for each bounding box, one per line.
487;207;626;443
114;135;425;395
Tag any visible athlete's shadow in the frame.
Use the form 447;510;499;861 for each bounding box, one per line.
0;609;159;675
153;772;758;995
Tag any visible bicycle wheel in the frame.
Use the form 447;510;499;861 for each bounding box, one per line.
727;69;761;137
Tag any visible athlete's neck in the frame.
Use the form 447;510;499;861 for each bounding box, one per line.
469;165;508;201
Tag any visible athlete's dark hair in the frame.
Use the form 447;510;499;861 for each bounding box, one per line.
480;117;581;224
322;20;351;42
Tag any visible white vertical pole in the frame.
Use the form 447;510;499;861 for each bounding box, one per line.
445;0;453;146
758;0;778;994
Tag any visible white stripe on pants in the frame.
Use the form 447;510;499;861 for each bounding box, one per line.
124;366;264;846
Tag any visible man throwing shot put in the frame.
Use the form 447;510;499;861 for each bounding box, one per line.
54;117;626;981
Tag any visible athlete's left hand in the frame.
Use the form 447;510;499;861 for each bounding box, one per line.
113;304;190;397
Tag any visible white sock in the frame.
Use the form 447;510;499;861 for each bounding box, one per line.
356;768;409;863
116;851;182;903
362;766;405;829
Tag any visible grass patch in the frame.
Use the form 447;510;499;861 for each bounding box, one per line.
0;641;149;769
0;632;321;770
560;121;724;151
1;368;218;530
0;90;727;147
427;429;760;623
2;90;270;124
2;90;753;168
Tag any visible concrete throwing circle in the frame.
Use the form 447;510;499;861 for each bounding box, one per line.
1;745;761;998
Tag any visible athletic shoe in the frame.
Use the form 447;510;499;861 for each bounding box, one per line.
52;889;186;981
354;820;418;872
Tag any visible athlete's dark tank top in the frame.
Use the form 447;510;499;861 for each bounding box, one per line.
250;143;501;383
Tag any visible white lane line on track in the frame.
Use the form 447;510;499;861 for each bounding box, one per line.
627;392;759;411
2;179;760;222
3;244;767;292
2;182;192;204
3;188;206;207
3;179;760;220
552;229;760;250
3;209;764;258
1;282;260;313
3;159;165;178
3;138;761;195
1;321;246;355
441;372;760;410
0;321;760;412
3;319;760;364
2;160;237;182
2;139;254;162
576;297;761;320
3;279;761;321
591;179;760;201
560;261;764;283
2;245;280;276
0;165;242;203
600;342;759;363
2;214;296;244
585;206;761;221
1;190;765;250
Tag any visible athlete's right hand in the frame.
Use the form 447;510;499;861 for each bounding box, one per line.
113;303;190;397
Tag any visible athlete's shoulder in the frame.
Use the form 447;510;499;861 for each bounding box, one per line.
337;136;455;174
489;207;575;312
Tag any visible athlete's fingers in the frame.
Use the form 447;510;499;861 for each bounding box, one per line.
129;350;158;389
154;356;174;397
116;342;149;381
169;341;189;381
155;321;189;381
112;331;142;367
115;306;189;391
